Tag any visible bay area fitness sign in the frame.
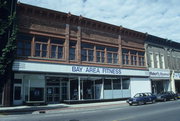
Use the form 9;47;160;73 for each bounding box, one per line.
72;66;121;75
13;61;149;76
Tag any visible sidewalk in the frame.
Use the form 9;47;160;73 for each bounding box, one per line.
0;101;127;114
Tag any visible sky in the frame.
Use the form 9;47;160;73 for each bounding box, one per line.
18;0;180;42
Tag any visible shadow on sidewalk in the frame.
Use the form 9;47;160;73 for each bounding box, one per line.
0;105;69;115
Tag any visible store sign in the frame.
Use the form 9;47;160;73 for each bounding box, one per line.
72;66;121;75
174;73;180;80
13;60;149;77
149;70;170;78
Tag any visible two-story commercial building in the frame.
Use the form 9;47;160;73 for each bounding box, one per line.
8;3;151;106
145;35;180;94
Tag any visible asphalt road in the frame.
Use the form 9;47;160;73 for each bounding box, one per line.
1;100;180;121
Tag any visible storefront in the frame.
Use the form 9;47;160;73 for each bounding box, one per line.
174;73;180;93
13;60;150;105
149;68;171;94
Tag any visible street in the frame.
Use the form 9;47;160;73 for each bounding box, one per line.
1;100;180;121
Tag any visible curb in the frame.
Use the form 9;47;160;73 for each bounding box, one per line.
34;102;127;114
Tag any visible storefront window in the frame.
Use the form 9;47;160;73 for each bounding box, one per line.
122;77;130;89
80;77;94;99
93;77;103;99
104;78;112;90
113;79;121;89
70;77;78;100
30;88;44;101
24;75;45;102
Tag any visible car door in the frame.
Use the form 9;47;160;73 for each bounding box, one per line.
142;93;149;103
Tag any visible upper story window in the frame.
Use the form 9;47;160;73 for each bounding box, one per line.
81;43;94;62
160;54;165;69
138;52;145;66
130;50;137;65
107;47;118;64
50;38;65;59
69;41;76;60
155;54;160;68
122;49;129;65
35;36;48;58
122;48;145;67
16;33;32;57
96;46;105;63
149;53;154;68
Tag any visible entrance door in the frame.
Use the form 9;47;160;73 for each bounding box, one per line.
46;86;60;103
61;81;68;101
13;84;22;105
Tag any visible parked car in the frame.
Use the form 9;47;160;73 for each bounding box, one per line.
127;93;156;106
156;91;177;101
177;93;180;99
145;92;157;102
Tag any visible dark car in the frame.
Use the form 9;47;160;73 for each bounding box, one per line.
177;93;180;99
156;91;177;101
145;92;157;103
127;93;156;106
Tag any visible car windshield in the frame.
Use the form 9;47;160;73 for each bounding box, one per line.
134;93;143;97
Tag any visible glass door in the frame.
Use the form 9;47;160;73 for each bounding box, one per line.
13;84;22;105
61;81;68;101
46;86;60;103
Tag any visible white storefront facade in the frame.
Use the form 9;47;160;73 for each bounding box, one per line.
149;68;171;94
12;60;151;105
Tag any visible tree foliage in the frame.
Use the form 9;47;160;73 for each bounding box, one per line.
0;0;17;81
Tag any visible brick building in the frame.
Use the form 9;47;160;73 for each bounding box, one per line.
9;3;151;105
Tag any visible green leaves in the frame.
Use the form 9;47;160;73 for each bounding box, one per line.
0;0;17;76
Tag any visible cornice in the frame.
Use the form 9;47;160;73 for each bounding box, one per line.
17;2;146;40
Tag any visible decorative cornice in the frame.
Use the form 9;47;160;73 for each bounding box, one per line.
17;2;146;40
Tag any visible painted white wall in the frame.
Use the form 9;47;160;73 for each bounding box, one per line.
113;90;122;98
130;78;151;97
104;90;113;99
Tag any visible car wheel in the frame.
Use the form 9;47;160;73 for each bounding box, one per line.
174;97;177;100
137;101;141;105
163;98;167;102
129;103;132;106
152;100;156;103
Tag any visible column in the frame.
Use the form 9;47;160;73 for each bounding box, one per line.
171;70;176;93
77;26;81;64
65;24;70;63
31;36;35;57
105;48;107;63
118;35;122;67
78;77;81;100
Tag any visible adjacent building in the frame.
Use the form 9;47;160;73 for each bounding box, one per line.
145;35;180;94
